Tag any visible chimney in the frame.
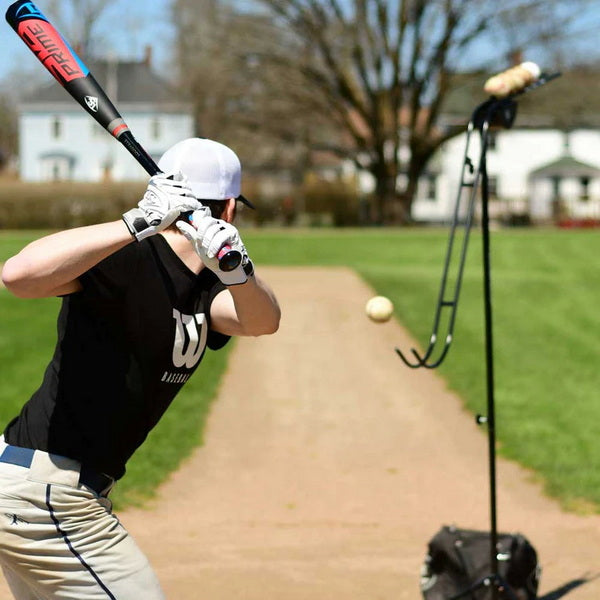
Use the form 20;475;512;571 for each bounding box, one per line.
508;48;524;66
144;45;153;67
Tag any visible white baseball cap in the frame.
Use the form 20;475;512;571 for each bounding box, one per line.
158;137;255;209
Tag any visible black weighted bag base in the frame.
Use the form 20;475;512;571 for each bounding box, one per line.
420;526;540;600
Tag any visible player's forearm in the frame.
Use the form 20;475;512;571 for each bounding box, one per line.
227;274;281;336
1;220;134;298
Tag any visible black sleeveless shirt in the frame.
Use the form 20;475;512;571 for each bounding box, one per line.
4;235;228;479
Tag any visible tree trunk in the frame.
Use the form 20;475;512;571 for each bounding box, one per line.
393;192;414;225
373;172;416;226
373;173;398;225
371;145;434;225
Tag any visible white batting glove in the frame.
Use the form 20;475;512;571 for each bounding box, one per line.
123;172;201;241
176;208;254;286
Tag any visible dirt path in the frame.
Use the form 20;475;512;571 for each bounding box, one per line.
2;266;600;598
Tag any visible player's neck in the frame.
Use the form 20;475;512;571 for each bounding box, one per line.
159;230;205;275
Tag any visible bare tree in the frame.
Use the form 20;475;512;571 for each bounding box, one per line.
171;0;596;224
171;0;241;140
257;0;597;223
45;0;118;57
171;0;319;175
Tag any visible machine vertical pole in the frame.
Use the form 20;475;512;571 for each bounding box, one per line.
479;148;499;598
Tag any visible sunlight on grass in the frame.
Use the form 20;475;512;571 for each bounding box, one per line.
2;228;600;511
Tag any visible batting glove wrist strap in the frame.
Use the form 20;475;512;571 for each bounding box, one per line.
244;260;255;278
122;208;154;241
221;257;254;286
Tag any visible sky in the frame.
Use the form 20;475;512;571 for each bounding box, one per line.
0;0;599;90
0;0;175;87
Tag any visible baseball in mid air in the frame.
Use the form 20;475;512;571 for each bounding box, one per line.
365;296;394;323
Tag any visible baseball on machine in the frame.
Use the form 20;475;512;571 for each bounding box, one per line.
365;296;394;323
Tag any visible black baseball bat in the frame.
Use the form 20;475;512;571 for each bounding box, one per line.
5;0;241;272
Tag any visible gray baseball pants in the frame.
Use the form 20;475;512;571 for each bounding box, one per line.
0;437;166;599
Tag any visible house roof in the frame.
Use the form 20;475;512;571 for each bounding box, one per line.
20;58;188;110
530;154;600;179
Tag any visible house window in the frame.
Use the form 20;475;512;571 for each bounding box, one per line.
41;156;73;181
486;176;499;198
580;176;590;201
151;117;161;140
424;174;437;201
551;176;561;200
51;116;62;139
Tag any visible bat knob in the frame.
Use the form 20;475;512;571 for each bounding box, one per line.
217;247;243;272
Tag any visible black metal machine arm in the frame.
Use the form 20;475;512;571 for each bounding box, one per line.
396;72;560;370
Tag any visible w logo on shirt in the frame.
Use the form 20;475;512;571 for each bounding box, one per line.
171;309;208;369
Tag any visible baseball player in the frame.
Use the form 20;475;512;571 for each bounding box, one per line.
0;138;281;599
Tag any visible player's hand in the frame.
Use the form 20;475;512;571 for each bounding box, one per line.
176;208;254;286
122;172;201;242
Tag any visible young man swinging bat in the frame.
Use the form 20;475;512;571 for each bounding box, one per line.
0;137;280;599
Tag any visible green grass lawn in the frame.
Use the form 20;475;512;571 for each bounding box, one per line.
1;227;599;512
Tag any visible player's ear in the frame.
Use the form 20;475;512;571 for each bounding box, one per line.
222;198;237;223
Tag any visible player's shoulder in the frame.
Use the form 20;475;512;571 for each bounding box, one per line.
104;237;148;267
79;237;147;289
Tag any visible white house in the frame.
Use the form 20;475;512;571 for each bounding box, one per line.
410;128;600;225
344;64;600;225
18;53;193;183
